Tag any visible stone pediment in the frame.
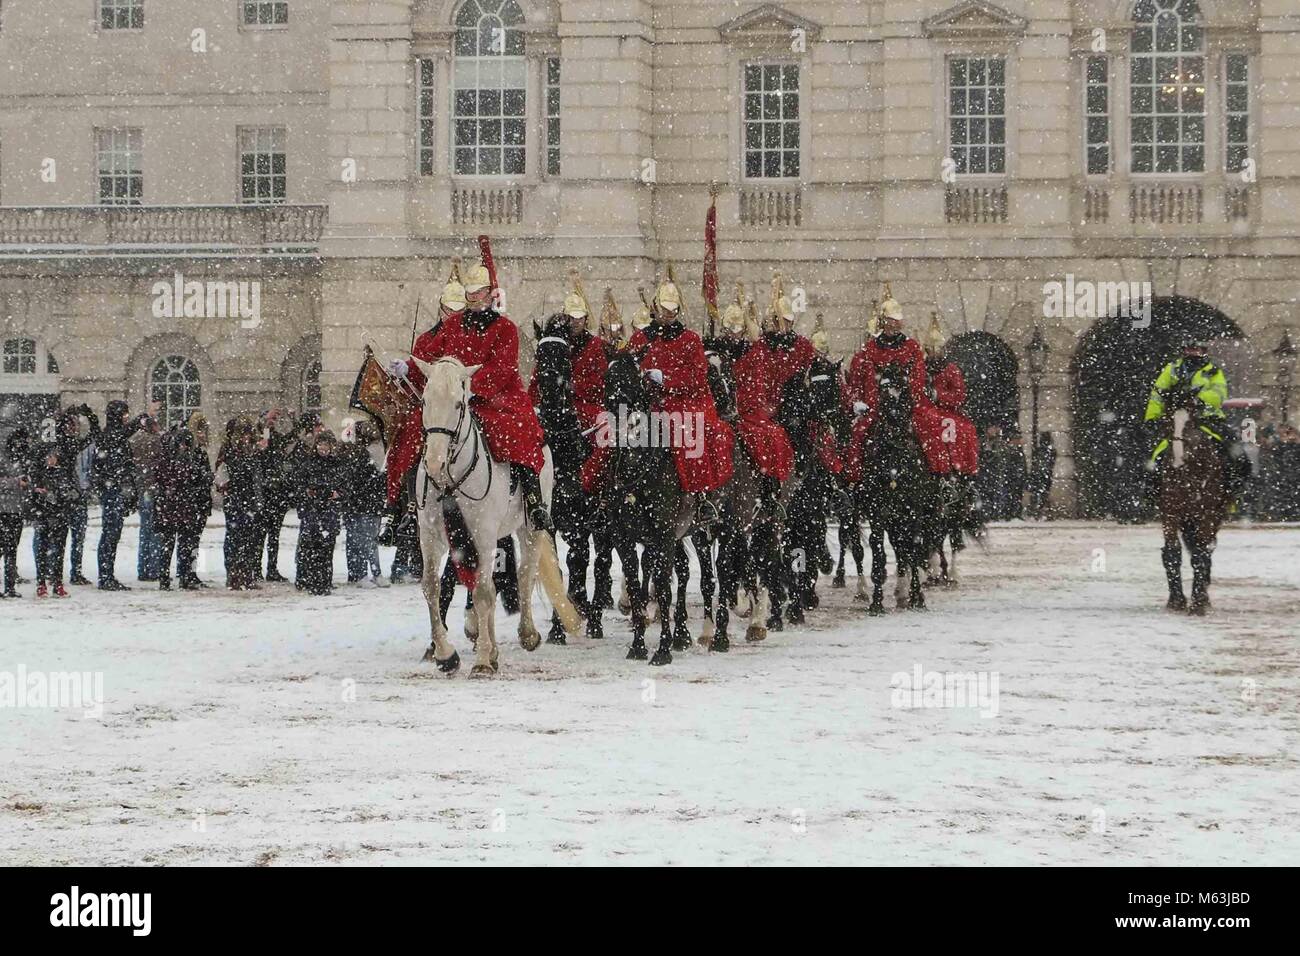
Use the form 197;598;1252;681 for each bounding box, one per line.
719;4;823;43
922;1;1029;39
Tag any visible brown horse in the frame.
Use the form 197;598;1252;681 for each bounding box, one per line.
1155;393;1227;615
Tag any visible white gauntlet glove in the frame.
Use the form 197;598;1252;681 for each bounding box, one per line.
646;368;665;385
853;401;868;416
388;359;409;379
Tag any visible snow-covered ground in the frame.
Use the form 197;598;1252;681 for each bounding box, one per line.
1;516;1297;866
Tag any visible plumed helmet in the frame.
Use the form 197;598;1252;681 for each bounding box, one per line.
463;262;492;293
811;313;830;355
563;292;589;319
597;288;624;341
769;274;795;324
924;311;947;355
721;302;745;333
631;304;652;330
655;280;681;313
440;278;467;311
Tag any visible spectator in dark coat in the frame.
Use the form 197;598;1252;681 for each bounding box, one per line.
256;407;297;582
341;420;388;588
298;430;344;595
216;417;265;591
287;412;323;587
1004;430;1028;520
0;430;31;598
59;406;100;585
156;427;214;590
1028;432;1057;519
93;399;144;590
130;414;165;581
30;443;82;597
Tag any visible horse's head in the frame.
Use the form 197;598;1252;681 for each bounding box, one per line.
533;313;575;410
410;355;479;477
605;348;649;414
876;362;914;432
806;357;843;422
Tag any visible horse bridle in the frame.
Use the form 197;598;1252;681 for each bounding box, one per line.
419;367;491;506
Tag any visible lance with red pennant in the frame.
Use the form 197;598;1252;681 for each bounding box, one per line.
703;182;720;337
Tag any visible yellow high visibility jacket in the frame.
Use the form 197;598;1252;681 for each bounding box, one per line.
1145;358;1228;459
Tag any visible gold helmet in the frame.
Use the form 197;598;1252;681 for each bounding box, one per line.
745;297;762;343
811;313;830;356
463;261;492;294
924;311;947;356
564;268;592;321
655;280;681;314
598;288;626;343
440;256;467;312
632;287;652;331
769;273;795;330
721;279;746;335
879;280;903;324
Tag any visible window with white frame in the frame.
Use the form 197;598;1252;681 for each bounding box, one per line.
948;56;1006;176
1130;0;1205;175
1225;53;1249;174
238;126;286;204
99;0;143;30
545;57;561;177
453;0;526;177
418;57;436;176
242;1;287;27
743;63;800;179
95;127;142;205
1084;56;1111;175
149;356;202;431
2;338;36;375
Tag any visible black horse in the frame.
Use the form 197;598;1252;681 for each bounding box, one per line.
782;355;847;618
531;315;611;642
600;349;684;665
853;361;942;613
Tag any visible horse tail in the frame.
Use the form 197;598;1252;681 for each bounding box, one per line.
534;531;586;637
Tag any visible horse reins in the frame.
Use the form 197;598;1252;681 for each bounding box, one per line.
419;370;492;506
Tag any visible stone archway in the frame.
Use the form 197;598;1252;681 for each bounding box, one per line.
945;330;1021;434
1072;296;1247;521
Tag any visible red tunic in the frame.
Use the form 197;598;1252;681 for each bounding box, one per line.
843;335;952;481
930;360;980;476
571;333;608;435
731;335;813;482
639;324;735;494
385;309;544;503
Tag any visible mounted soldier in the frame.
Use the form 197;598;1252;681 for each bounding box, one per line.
388;255;551;530
844;285;951;481
922;312;980;478
1144;340;1250;496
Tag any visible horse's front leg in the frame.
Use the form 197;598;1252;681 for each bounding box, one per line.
649;542;675;666
516;531;542;651
868;524;886;615
470;575;498;677
620;540;648;660
1162;518;1186;611
671;541;692;651
420;531;458;673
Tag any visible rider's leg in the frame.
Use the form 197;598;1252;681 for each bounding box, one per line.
511;462;553;531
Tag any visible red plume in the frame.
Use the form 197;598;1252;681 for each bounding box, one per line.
477;234;498;293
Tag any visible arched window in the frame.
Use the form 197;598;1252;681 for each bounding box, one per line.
149;355;202;431
1131;0;1204;174
301;359;322;416
453;0;527;177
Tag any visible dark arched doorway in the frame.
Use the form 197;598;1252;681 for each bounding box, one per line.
1072;297;1246;521
946;331;1021;433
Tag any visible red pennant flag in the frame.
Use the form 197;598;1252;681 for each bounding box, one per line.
703;193;719;330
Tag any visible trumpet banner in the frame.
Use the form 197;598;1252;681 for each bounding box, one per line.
349;350;418;450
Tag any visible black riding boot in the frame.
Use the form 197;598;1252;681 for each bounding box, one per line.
513;464;553;531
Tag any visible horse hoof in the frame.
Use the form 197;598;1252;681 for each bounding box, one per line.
587;616;604;640
1166;596;1188;612
520;628;541;652
831;575;846;589
807;591;820;609
469;663;496;679
868;603;885;617
709;634;730;653
650;648;673;666
745;625;766;643
627;643;648;661
766;614;784;633
852;591;869;603
786;605;805;625
1188;600;1210;617
617;597;632;617
671;631;692;652
545;623;567;645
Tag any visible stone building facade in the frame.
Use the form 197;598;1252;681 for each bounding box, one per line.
2;0;1298;513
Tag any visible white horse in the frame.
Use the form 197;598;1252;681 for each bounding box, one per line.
410;355;582;678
